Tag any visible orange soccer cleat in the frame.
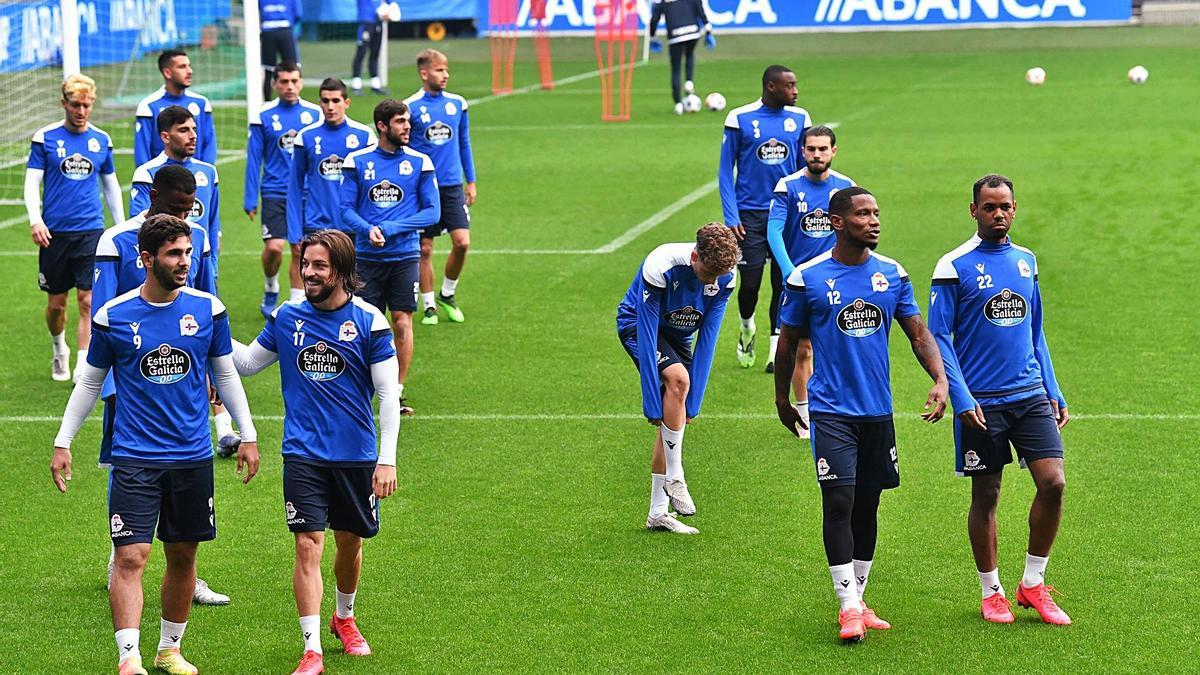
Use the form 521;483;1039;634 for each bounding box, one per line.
330;615;372;656
860;604;892;630
1016;583;1072;625
291;649;324;674
838;608;865;642
981;594;1015;623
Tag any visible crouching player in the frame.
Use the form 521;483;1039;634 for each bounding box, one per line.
616;224;739;534
231;230;400;674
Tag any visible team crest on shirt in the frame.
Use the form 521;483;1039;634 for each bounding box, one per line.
825;278;836;289
87;137;101;153
59;153;94;180
703;282;720;297
756;138;789;165
194;171;209;187
179;314;199;336
424;121;452;145
871;272;889;292
837;299;884;337
445;101;457;115
300;111;315;125
140;344;192;384
187;102;201;116
279;129;298;153
346;134;360;149
368;180;403;206
1018;259;1032;278
285;501;297;520
983;289;1028;327
271;114;282;131
784;118;798;133
975;263;986;274
338;320;358;342
297;341;347;381
398;160;414;176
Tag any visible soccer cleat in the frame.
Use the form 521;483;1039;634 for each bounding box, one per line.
398;397;414;416
118;657;148;675
52;351;71;381
736;326;756;368
437;293;465;323
291;649;324;675
673;102;684;116
421;307;439;325
662;479;696;516
981;593;1015;623
153;649;198;675
193;578;230;606
261;291;279;319
330;615;372;656
861;604;892;630
765;360;774;374
216;431;241;459
838;608;865;642
646;512;699;534
1016;583;1071;625
684;80;695;95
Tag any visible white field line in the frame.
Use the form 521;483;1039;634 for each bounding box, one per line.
465;61;650;107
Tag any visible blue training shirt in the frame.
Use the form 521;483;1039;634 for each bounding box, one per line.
28;121;116;233
767;169;856;277
245;98;322;209
929;235;1066;413
402;89;476;186
718;99;810;225
616;243;736;421
134;88;217;166
339;145;440;263
256;296;396;464
357;0;382;23
288;117;376;242
88;287;232;465
130;154;222;247
780;250;922;419
260;0;301;30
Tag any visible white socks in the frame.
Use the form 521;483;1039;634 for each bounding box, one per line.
740;315;755;333
397;383;405;399
660;425;684;481
830;563;861;611
115;628;139;664
351;77;363;90
852;559;872;600
768;332;779;362
421;291;436;310
214;411;233;439
158;618;187;650
1023;553;1049;587
335;588;356;619
289;288;305;302
300;615;322;653
264;274;279;293
649;473;669;517
440;277;458;297
51;331;68;353
370;76;382;89
980;568;1004;598
794;400;810;426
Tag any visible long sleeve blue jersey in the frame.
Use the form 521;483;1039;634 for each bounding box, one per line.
28;121;116;233
766;169;855;277
402;89;476;186
929;235;1066;413
649;0;710;43
245;98;322;209
288;117;376;243
134;88;216;166
260;0;301;30
357;0;382;23
718;99;810;225
616;243;735;420
130;154;221;249
339;145;440;263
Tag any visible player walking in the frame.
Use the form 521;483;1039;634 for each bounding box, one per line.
51;214;259;675
340;100;440;415
404;49;476;325
350;0;389;95
773;187;948;642
929;174;1071;625
718;65;810;372
26;74;124;382
259;0;302;100
648;0;712;115
616;224;739;534
231;230;400;675
134;50;216;166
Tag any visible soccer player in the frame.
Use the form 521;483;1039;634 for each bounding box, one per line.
616;224;739;534
350;0;388;96
773;187;948;643
718;64;810;372
26;74;124;382
404;49;476;324
51;214;259;675
648;0;711;114
259;0;302;101
134;50;217;166
230;229;400;675
766;125;855;436
288;78;376;279
245;61;321;316
340;100;439;415
929;174;1071;625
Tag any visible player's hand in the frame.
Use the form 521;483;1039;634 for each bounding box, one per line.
647;417;662;427
921;380;949;423
372;464;397;499
704;32;717;50
776;399;807;437
958;404;988;431
208;384;223;407
31;222;51;248
236;441;260;484
728;223;745;240
50;447;72;493
686;416;693;425
245;208;257;221
649;38;662;53
369;226;386;247
465;182;477;206
1050;399;1070;430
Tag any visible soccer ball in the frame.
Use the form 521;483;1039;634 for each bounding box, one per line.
705;92;727;112
1024;67;1046;85
1127;65;1149;84
377;2;401;21
682;94;702;113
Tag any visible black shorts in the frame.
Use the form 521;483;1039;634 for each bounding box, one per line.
421;184;471;239
955;396;1064;476
618;325;693;373
809;414;900;491
260;197;288;240
735;209;770;269
283;459;380;538
38;229;101;294
260;28;298;69
357;258;419;313
108;462;216;546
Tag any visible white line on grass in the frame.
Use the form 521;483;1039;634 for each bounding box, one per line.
594;180;718;253
465;61;650;107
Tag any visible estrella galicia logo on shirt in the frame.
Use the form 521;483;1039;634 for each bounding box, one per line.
800;208;832;237
665;306;703;332
756;138;789;165
297;341;346;381
59;153;94;180
140;343;191;384
318;155;344;180
984;288;1028;327
188;199;203;220
368;180;403;206
278;129;298;153
424;121;453;145
837;299;884;337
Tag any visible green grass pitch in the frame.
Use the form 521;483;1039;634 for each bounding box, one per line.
0;26;1198;672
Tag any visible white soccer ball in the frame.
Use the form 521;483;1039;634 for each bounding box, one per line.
377;1;401;21
704;92;726;112
1025;67;1046;86
1127;65;1148;84
682;94;702;113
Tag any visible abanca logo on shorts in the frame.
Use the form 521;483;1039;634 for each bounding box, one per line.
984;288;1028;327
140;344;191;384
111;514;133;537
297;341;347;382
837;298;884;337
964;449;985;470
816;457;839;481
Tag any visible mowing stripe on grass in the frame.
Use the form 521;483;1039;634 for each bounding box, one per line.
9;412;1197;423
466;61;651;107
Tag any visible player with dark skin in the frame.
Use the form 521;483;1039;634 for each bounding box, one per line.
727;68;798;241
